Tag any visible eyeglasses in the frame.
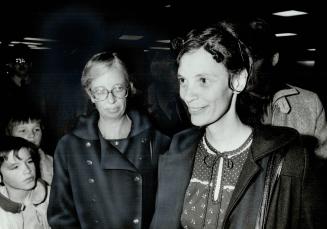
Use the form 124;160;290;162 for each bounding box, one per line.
89;84;128;102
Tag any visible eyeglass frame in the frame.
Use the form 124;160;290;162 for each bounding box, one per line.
88;83;129;102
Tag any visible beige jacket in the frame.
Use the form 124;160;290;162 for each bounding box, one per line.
263;85;327;158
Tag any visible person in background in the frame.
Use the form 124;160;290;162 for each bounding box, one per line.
48;51;170;229
243;17;327;159
146;51;191;136
0;44;44;142
0;136;50;229
150;21;326;229
5;105;53;185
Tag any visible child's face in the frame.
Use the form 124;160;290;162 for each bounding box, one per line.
0;148;36;192
11;120;42;147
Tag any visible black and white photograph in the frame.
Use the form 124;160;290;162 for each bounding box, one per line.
0;1;327;228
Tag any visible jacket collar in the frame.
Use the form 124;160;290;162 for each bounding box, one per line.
72;109;152;140
272;85;299;104
0;180;48;213
170;124;298;161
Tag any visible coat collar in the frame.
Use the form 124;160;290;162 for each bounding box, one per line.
169;124;298;161
0;180;48;213
272;84;299;104
158;125;298;227
72;109;152;140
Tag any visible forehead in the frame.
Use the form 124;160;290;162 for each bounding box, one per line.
12;120;41;129
1;148;31;165
89;64;126;87
178;48;228;78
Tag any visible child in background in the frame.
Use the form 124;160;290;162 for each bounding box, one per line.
0;136;50;229
5;107;53;185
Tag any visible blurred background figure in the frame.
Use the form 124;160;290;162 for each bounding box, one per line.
146;51;191;136
242;17;327;159
0;44;44;141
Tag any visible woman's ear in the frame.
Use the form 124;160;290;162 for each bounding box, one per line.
231;69;248;93
272;52;279;66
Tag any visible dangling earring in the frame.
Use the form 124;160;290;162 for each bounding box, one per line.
229;79;242;94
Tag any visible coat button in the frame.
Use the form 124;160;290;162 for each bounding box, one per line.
141;138;147;143
86;160;93;165
134;176;141;182
88;178;95;183
133;218;140;224
86;142;91;147
114;141;119;146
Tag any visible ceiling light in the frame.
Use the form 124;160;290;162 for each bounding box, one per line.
149;46;170;50
156;39;170;44
24;37;56;42
30;46;51;50
307;48;316;51
273;10;308;17
275;33;297;37
10;41;43;45
119;35;143;40
164;4;171;8
296;60;315;67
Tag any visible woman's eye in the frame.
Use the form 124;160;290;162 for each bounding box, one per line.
28;160;34;164
18;129;26;133
178;77;185;84
200;77;207;84
34;128;41;132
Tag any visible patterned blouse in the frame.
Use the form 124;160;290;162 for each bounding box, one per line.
181;132;253;229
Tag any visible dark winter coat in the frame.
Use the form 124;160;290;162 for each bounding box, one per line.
150;125;327;229
47;110;170;229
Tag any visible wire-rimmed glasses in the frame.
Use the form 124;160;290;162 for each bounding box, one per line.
89;84;128;102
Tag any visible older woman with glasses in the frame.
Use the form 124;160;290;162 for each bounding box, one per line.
48;52;170;229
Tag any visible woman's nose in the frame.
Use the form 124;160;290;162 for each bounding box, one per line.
181;84;198;104
106;91;116;104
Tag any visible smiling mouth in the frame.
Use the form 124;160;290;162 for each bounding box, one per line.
105;108;119;112
188;107;205;114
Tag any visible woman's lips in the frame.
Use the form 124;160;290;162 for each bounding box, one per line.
188;106;205;114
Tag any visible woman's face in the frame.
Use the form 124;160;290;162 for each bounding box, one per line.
178;48;234;127
89;64;128;121
0;148;36;193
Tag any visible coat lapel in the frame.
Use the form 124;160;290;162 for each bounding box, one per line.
99;132;137;172
223;125;298;223
157;128;203;226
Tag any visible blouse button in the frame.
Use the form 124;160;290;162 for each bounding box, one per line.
88;178;95;183
134;176;141;182
86;160;93;165
86;142;91;147
114;141;119;146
